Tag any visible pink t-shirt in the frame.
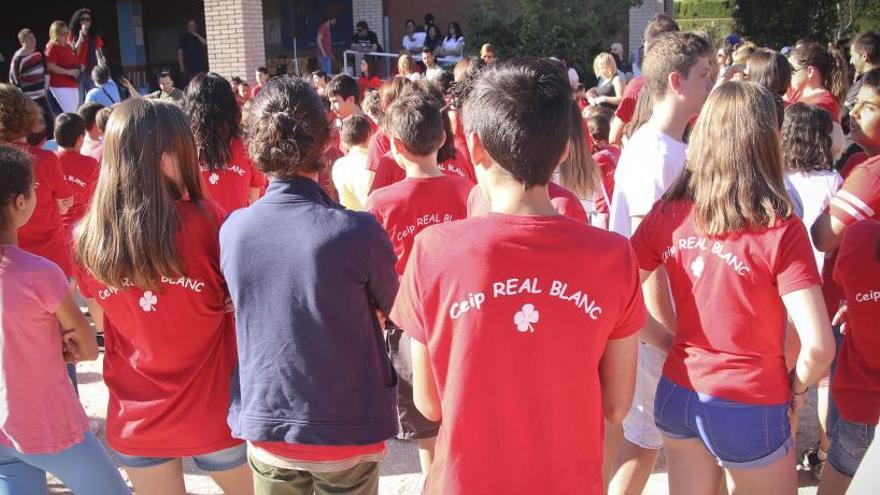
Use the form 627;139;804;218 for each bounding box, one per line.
0;245;88;454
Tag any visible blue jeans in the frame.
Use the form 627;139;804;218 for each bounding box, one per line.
654;376;793;469
0;431;130;495
828;417;876;477
319;55;333;75
114;443;247;472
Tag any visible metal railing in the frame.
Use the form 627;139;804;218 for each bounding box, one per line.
342;50;462;78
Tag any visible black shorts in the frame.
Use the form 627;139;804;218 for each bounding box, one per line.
386;326;441;440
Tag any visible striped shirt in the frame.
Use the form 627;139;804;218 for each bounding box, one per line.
830;155;880;225
9;48;46;100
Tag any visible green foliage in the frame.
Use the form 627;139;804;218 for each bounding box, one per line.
468;0;642;85
675;0;733;20
677;18;735;42
732;0;839;48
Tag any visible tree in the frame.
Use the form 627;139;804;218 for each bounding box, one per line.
733;0;839;47
468;0;642;85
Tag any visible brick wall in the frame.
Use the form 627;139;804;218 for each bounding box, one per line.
628;0;673;62
204;0;266;84
352;0;385;50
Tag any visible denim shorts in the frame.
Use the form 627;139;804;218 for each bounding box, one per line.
114;443;247;472
828;417;876;477
654;376;793;469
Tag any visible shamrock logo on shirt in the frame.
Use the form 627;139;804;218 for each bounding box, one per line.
690;256;705;279
208;173;220;185
139;291;158;312
514;303;539;333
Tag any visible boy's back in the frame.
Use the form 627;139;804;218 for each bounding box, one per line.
367;174;471;274
391;214;645;493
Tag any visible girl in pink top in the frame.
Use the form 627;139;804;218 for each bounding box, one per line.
0;145;129;494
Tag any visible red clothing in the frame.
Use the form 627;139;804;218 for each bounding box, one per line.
366;132;391;172
369;149;476;194
199;138;265;213
841;151;869;180
613;75;645;124
45;43;79;88
252;84;263;98
630;201;821;404
390;213;646;494
366;175;472;274
56;149;99;233
466;183;589;223
253;441;385;462
76;200;241;456
317;22;332;56
17;144;73;275
70;34;103;67
794;89;842;123
832;219;880;424
593;146;621;200
830;154;880;226
357;76;381;100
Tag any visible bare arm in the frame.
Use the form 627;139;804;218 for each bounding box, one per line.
411;339;442;421
599;333;638;423
600;76;625;106
178;48;185;73
95;46;106;67
810;210;846;253
831;122;846;161
783;286;835;393
609;115;626;146
54;293;99;362
85;298;105;334
46;62;77;77
248;187;261;205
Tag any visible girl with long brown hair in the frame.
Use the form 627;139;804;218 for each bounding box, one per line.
629;82;835;494
555;103;608;227
74;98;252;495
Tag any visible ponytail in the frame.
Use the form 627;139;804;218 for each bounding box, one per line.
826;45;849;105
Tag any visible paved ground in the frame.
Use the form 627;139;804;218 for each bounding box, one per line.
47;352;823;494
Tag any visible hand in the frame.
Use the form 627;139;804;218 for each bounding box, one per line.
375;309;388;328
832;304;848;335
61;329;81;363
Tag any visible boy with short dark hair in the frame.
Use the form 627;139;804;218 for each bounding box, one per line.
53;112;99;238
332;114;374;211
606;30;713;494
76;101;104;155
390;58;645;493
327;74;364;119
253;66;269;97
365;91;473;474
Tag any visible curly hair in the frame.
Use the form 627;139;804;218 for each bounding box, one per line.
246;77;329;178
184;73;241;173
783;102;833;173
0;84;41;143
69;8;101;40
0;145;34;232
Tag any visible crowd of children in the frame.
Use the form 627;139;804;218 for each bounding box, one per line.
1;11;879;495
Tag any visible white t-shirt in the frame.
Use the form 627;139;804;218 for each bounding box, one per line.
786;169;843;272
331;148;373;211
402;32;426;52
441;37;464;59
609;125;687;238
425;65;444;82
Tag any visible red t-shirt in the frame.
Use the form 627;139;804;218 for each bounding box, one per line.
840;151;868;180
830;154;880;226
251;84;263;98
317;22;332;55
630;201;821;404
56;149;99;237
70;34;103;67
390;213;645;494
45;43;79;88
366;175;472;274
613;75;645;124
366;132;391;172
17;144;73;275
200;138;265;213
467;183;589;223
795;89;842;123
76;200;241;456
369;150;476;194
832;219;880;424
593;146;621;200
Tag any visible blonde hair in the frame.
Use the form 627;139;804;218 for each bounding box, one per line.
664;81;791;235
75;99;204;290
480;43;495;56
732;41;758;65
557;103;601;200
398;54;414;76
48;21;68;44
593;52;618;78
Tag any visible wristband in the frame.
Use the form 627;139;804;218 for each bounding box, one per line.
792;387;808;396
